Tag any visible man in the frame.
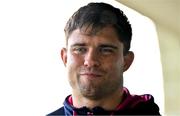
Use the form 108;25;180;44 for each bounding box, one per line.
48;2;160;115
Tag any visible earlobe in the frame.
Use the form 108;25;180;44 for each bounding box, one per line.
123;51;134;72
61;48;67;66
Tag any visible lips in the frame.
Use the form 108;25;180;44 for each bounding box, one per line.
80;72;102;78
79;67;104;78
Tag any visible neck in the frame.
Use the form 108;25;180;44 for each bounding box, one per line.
72;88;123;111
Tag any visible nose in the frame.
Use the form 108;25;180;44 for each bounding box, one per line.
84;49;100;67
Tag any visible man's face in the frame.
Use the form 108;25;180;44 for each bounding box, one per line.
61;26;132;100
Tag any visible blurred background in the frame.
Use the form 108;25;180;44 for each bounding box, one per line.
0;0;179;116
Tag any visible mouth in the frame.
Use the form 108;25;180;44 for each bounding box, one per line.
80;73;102;78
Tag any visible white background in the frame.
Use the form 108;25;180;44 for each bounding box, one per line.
0;0;164;115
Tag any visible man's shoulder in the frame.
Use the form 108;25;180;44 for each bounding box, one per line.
119;88;160;115
124;94;160;115
46;107;64;116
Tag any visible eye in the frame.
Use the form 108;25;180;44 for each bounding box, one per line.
73;46;87;54
100;47;114;55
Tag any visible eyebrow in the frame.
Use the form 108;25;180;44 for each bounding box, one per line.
99;44;118;49
71;43;87;47
70;43;118;49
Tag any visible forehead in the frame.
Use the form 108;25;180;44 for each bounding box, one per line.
68;26;122;46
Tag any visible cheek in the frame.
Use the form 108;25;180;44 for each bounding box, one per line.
66;54;83;77
115;58;124;74
67;53;84;70
103;56;124;75
66;53;84;87
103;54;124;67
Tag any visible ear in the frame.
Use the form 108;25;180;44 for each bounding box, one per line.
123;51;134;72
61;48;67;66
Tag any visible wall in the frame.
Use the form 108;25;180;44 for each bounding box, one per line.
156;24;180;115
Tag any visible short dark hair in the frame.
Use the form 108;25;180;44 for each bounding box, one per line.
64;2;132;54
